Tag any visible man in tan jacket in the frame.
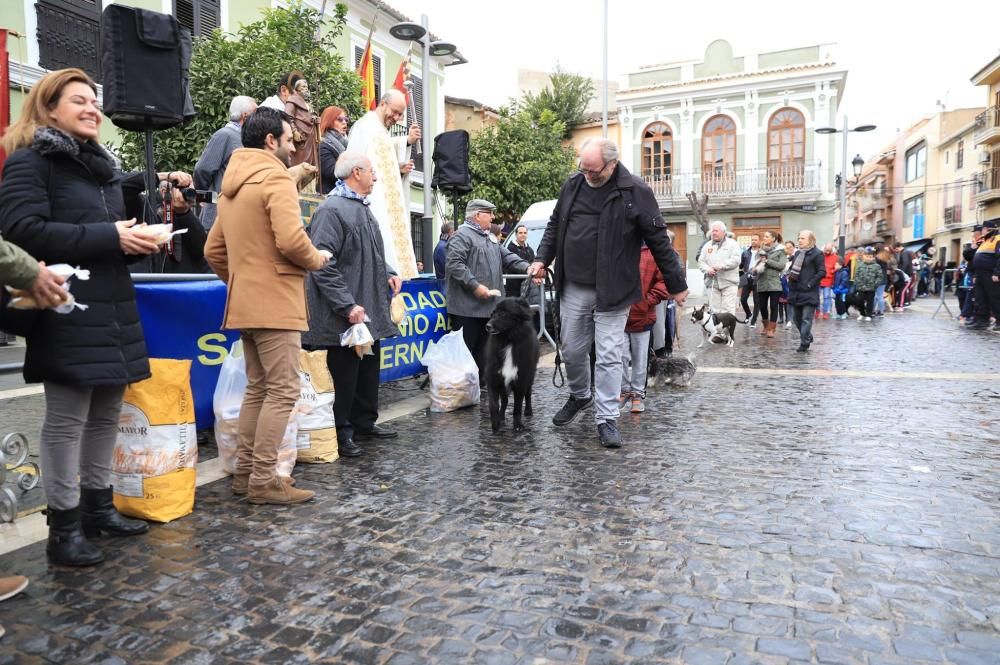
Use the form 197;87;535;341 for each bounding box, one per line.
205;107;330;505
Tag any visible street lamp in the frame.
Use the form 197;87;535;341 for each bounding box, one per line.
390;16;464;271
816;118;876;260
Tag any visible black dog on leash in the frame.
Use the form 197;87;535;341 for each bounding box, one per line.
485;298;539;433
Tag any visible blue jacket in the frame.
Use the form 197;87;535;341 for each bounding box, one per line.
832;267;851;295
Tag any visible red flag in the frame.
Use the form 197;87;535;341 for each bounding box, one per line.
357;41;376;112
392;59;409;106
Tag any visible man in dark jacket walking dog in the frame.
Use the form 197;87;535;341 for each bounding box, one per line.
528;138;688;448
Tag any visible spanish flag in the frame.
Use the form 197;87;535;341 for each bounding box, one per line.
358;40;376;111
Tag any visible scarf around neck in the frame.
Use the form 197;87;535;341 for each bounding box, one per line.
789;248;807;280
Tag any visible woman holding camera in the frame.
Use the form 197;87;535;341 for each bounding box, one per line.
0;68;161;566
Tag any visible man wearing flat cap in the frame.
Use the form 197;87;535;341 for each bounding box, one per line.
446;199;534;379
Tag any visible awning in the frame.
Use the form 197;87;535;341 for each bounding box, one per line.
903;238;932;254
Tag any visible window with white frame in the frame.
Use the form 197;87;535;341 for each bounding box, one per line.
174;0;221;38
903;194;923;228
905;142;926;182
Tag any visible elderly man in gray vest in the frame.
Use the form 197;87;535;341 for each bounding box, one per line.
446;199;533;381
697;220;742;314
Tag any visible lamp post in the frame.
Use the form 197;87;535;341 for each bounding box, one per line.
389;16;462;271
816;117;876;260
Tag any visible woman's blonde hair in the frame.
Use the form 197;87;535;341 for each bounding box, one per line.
1;68;97;153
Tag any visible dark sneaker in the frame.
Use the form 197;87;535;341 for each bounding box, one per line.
597;421;622;448
967;322;989;331
552;395;592;426
796;344;809;352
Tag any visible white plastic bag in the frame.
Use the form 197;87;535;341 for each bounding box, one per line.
421;329;480;412
213;341;247;475
5;263;91;313
213;340;298;475
340;322;374;357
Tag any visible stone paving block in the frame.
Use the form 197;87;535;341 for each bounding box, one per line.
1;309;998;663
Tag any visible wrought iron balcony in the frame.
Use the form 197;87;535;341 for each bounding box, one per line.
36;0;102;83
974;106;1000;146
643;161;823;206
975;167;1000;204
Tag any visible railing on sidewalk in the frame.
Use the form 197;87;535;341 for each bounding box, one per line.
502;271;557;349
932;268;959;320
1;432;39;522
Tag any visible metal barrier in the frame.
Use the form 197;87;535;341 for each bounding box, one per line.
0;432;39;522
932;268;959;320
502;272;557;349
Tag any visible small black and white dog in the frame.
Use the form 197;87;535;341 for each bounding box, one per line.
484;298;539;433
691;304;744;348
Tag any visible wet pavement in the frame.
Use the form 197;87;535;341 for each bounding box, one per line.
1;299;998;664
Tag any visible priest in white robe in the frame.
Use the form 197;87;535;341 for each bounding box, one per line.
347;89;421;280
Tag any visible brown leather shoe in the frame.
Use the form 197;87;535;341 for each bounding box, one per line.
0;575;29;602
233;473;296;496
247;477;314;505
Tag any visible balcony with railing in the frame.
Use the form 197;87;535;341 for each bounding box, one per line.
974;106;1000;146
943;205;963;227
643;161;823;207
975;167;1000;204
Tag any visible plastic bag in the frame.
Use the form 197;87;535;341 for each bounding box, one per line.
213;340;299;476
295;349;339;463
112;359;197;522
421;329;480;412
213;340;247;474
390;294;407;325
341;322;374;358
5;263;90;313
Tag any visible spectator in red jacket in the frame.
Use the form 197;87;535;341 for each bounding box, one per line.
620;244;669;414
819;243;838;319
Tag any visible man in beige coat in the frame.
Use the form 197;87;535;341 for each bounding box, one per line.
205;107;329;505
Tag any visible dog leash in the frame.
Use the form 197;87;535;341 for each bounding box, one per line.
547;270;565;388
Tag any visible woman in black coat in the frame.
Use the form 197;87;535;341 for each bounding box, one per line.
318;105;349;195
0;69;162;566
786;229;827;352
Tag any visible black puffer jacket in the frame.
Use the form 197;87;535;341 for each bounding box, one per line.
0;128;150;385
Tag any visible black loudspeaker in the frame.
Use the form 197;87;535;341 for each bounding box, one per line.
101;5;196;131
432;129;472;193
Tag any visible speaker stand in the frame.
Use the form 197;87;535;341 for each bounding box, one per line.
142;123;158;223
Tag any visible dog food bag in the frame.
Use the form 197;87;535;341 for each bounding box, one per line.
112;359;197;523
421;329;480;412
296;350;339;463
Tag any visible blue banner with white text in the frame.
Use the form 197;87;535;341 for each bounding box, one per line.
135;278;448;430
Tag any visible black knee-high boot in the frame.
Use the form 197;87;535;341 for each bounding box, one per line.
46;506;104;567
80;488;149;537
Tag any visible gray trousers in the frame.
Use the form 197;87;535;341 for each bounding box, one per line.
560;282;630;424
621;330;651;397
40;382;126;510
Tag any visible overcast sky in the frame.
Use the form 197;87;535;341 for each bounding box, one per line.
388;0;997;162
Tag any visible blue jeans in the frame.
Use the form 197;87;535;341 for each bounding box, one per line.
873;284;886;314
792;304;816;347
820;287;834;315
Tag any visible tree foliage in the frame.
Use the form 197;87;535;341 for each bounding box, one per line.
520;66;594;138
115;1;363;173
466;104;576;222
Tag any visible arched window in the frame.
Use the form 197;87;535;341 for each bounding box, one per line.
767;108;805;188
701;115;736;192
641;122;672;183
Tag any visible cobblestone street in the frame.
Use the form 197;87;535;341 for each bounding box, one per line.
1;301;998;664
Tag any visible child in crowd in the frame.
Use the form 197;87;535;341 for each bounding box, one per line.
852;247;886;321
621;244;668;414
832;259;851;319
